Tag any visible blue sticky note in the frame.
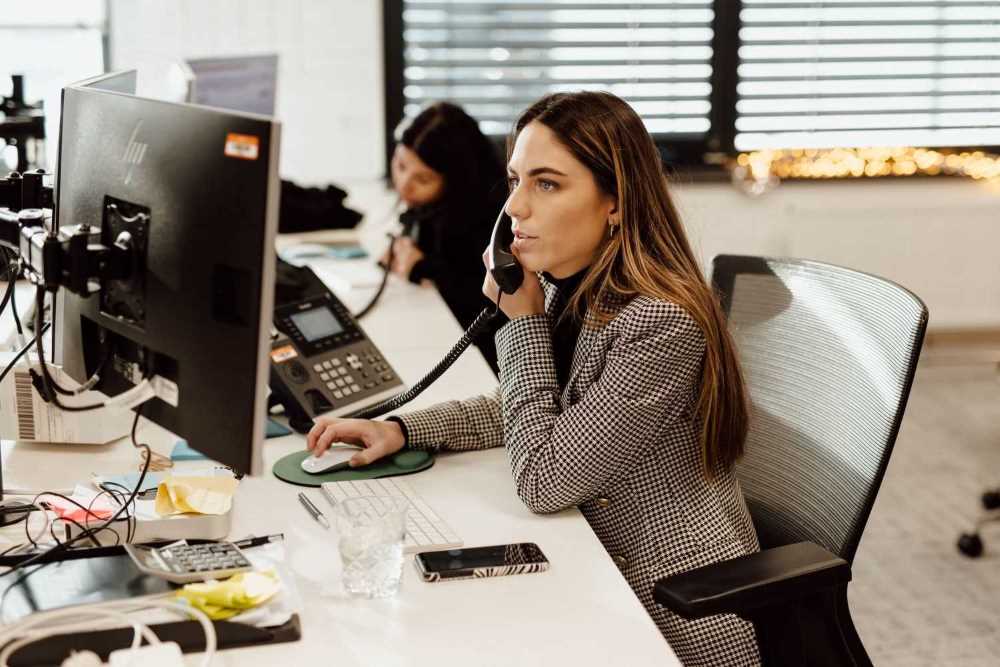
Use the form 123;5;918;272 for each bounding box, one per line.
172;419;292;461
266;418;293;438
328;245;368;259
96;471;165;493
171;440;208;461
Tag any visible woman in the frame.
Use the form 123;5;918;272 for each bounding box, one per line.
311;92;760;665
385;102;507;374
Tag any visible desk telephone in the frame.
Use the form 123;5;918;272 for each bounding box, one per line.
270;202;519;433
269;290;405;433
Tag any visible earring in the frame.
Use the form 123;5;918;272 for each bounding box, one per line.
608;222;619;236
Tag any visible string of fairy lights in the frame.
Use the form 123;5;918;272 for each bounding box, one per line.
728;147;1000;194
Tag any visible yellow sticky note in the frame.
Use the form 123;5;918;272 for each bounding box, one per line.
176;569;280;620
154;476;238;516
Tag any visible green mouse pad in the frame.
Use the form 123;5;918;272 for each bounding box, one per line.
272;449;434;487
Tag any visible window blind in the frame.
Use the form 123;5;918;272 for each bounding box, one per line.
735;0;1000;151
401;0;716;137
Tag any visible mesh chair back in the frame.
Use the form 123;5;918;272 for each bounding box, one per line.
713;256;927;563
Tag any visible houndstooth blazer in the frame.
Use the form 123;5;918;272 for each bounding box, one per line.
397;275;762;666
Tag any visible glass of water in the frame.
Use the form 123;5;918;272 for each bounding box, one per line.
332;496;409;598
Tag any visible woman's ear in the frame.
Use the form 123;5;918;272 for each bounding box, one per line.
608;199;620;226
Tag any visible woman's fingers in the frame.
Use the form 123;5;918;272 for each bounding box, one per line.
306;418;401;467
312;420;368;456
349;444;383;468
482;250;500;302
306;418;336;450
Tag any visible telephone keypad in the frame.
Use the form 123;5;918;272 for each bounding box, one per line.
275;346;402;416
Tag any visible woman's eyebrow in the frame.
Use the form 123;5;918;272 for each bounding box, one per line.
507;166;568;177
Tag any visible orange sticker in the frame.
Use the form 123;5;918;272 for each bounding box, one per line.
270;345;298;363
224;133;260;160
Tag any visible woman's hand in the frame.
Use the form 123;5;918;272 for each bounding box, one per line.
481;248;545;320
306;417;406;467
379;236;425;278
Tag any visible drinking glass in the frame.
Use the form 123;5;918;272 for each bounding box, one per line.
332;496;409;598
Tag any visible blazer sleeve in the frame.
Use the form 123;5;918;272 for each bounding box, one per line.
496;302;706;514
394;386;503;452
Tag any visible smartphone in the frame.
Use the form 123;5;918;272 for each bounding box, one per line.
414;543;549;582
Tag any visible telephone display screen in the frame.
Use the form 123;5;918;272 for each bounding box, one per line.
416;543;547;573
289;306;343;342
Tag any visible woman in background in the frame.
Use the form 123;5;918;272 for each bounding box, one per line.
384;102;506;374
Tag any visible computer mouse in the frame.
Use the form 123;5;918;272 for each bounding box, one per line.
301;444;363;474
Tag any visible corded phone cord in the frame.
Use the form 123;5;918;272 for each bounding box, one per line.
350;305;503;420
354;233;395;320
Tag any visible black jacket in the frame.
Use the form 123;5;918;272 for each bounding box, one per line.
402;201;501;375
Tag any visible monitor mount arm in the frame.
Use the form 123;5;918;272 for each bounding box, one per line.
1;170;140;298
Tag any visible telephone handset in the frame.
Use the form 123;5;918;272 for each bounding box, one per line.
487;204;524;295
398;200;447;245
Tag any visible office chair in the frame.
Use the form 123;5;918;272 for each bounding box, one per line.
957;489;1000;558
654;256;928;667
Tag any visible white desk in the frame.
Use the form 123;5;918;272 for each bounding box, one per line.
0;195;679;666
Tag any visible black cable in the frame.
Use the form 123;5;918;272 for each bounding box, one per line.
0;504;35;529
31;286;105;410
0;404;152;582
95;482;138;543
7;255;22;336
352;304;504;420
49;516;104;549
0;270;14;323
21;502;45;551
353;234;395;320
0;321;49;387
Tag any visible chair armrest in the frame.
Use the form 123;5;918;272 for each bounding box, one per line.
653;541;850;619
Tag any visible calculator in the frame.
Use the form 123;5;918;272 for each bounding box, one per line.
124;540;253;584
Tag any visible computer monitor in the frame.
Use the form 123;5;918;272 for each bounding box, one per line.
71;71;138;95
185;54;278;116
54;71;280;475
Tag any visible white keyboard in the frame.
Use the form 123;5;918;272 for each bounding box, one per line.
320;477;463;554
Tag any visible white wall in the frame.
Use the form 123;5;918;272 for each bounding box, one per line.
109;0;1000;331
671;179;1000;331
109;0;385;186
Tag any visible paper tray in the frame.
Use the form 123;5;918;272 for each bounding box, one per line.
62;503;233;545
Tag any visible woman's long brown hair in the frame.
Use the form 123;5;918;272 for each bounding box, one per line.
509;91;748;478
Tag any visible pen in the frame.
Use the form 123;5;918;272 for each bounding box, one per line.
232;534;284;549
297;492;330;530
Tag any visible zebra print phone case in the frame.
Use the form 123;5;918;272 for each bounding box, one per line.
414;543;549;583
